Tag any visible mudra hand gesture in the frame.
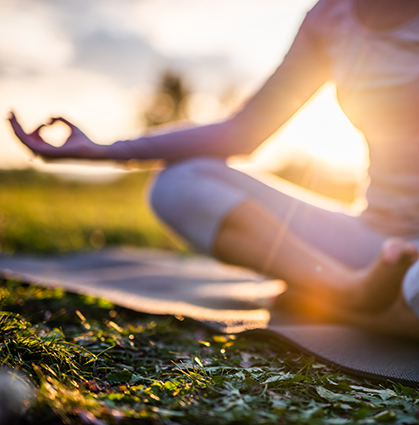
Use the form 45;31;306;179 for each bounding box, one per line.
8;112;108;160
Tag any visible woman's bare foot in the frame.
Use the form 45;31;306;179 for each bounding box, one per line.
347;238;418;312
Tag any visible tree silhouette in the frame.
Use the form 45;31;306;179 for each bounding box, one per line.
144;72;189;128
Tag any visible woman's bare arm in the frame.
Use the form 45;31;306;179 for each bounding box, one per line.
9;10;328;162
108;19;329;161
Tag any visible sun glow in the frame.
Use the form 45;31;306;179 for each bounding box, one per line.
252;84;369;180
1;0;368;185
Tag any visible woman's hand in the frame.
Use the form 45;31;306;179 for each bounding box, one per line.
7;112;109;160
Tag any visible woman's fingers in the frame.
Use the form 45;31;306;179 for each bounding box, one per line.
7;112;93;159
49;116;69;124
49;117;83;137
7;112;34;146
7;112;54;157
49;117;76;128
29;124;46;141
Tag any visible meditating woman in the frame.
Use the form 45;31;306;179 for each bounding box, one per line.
8;0;419;339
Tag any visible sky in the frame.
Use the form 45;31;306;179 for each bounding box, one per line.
0;0;368;178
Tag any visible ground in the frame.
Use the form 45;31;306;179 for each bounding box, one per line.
1;169;419;424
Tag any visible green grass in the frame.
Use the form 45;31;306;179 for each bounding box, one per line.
0;168;183;254
1;169;419;424
2;280;419;425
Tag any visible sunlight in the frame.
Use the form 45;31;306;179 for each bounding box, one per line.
1;0;366;183
252;84;369;179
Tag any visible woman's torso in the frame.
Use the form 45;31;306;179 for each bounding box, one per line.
308;0;419;236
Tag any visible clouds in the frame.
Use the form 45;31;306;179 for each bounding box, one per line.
0;0;165;84
71;30;165;85
127;0;317;77
0;0;317;169
0;1;74;76
0;0;318;88
0;0;318;82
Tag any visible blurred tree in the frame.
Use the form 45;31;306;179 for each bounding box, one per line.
144;72;189;128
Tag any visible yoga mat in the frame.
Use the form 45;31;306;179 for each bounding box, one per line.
1;249;419;386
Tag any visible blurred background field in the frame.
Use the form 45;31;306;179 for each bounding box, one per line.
0;168;181;254
0;162;361;255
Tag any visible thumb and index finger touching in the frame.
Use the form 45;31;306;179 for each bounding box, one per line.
7;112;78;143
48;116;79;131
6;112;82;160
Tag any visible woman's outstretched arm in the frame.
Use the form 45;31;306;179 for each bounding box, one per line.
9;7;328;162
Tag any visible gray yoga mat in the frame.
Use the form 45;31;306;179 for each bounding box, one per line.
1;249;419;386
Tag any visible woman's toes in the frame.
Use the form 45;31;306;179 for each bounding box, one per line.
381;238;407;264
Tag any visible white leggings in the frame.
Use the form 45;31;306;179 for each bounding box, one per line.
149;157;419;317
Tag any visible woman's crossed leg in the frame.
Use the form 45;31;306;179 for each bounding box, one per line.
150;157;419;333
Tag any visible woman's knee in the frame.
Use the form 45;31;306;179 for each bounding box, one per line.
148;157;247;252
149;157;227;222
